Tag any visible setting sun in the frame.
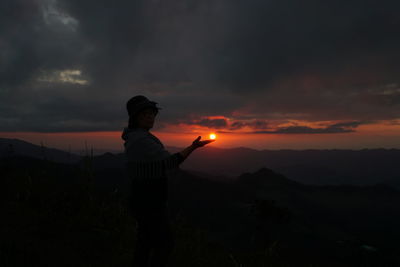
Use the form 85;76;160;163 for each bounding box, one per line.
209;133;217;140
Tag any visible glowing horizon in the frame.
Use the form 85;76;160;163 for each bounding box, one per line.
1;120;400;153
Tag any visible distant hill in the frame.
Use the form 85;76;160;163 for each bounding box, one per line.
0;138;81;164
1;138;400;188
167;166;400;256
180;146;400;187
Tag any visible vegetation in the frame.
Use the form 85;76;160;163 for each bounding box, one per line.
1;155;398;266
0;156;234;267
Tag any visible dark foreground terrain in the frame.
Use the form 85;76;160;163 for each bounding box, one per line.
1;155;399;266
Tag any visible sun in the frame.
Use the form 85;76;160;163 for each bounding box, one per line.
209;133;217;140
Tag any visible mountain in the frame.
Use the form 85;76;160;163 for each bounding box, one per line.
168;166;400;258
0;138;81;164
180;146;400;186
1;138;400;188
238;167;302;188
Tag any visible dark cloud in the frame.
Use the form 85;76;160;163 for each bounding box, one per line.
198;118;228;129
1;0;400;132
183;118;228;129
252;121;364;134
250;120;269;129
217;120;365;134
244;122;361;134
177;118;270;130
211;0;400;92
0;0;41;87
328;121;363;129
270;126;355;134
0;94;126;132
0;0;86;89
228;120;269;130
229;121;244;130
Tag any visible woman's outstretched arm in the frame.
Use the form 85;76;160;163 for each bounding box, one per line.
127;136;214;180
179;136;214;160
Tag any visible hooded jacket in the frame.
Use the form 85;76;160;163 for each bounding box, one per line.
121;127;184;211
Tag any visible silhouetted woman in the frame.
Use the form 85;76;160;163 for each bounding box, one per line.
121;95;214;267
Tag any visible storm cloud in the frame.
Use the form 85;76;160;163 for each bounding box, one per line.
1;0;400;133
254;120;364;134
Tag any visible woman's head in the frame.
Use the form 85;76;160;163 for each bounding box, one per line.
126;95;161;129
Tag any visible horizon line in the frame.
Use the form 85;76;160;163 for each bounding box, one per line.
1;137;399;155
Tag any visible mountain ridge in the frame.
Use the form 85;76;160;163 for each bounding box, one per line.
1;138;399;188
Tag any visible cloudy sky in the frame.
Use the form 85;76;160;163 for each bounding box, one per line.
1;0;400;151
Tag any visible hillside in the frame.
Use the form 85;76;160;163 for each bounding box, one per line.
1;155;399;266
0;138;81;164
2;138;399;188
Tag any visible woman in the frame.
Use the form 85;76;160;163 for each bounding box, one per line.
121;95;214;267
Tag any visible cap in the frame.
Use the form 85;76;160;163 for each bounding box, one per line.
126;95;161;117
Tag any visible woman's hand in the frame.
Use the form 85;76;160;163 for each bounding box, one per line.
179;136;215;160
192;136;215;149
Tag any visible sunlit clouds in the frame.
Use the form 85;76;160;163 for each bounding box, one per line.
37;69;89;85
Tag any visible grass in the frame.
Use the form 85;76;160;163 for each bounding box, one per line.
0;156;239;267
1;155;397;266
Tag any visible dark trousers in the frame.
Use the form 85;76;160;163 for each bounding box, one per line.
132;207;174;267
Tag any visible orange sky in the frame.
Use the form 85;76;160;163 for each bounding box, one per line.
1;121;399;154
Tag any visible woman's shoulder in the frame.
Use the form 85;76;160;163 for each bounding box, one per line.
148;132;164;146
122;128;166;154
122;127;150;142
